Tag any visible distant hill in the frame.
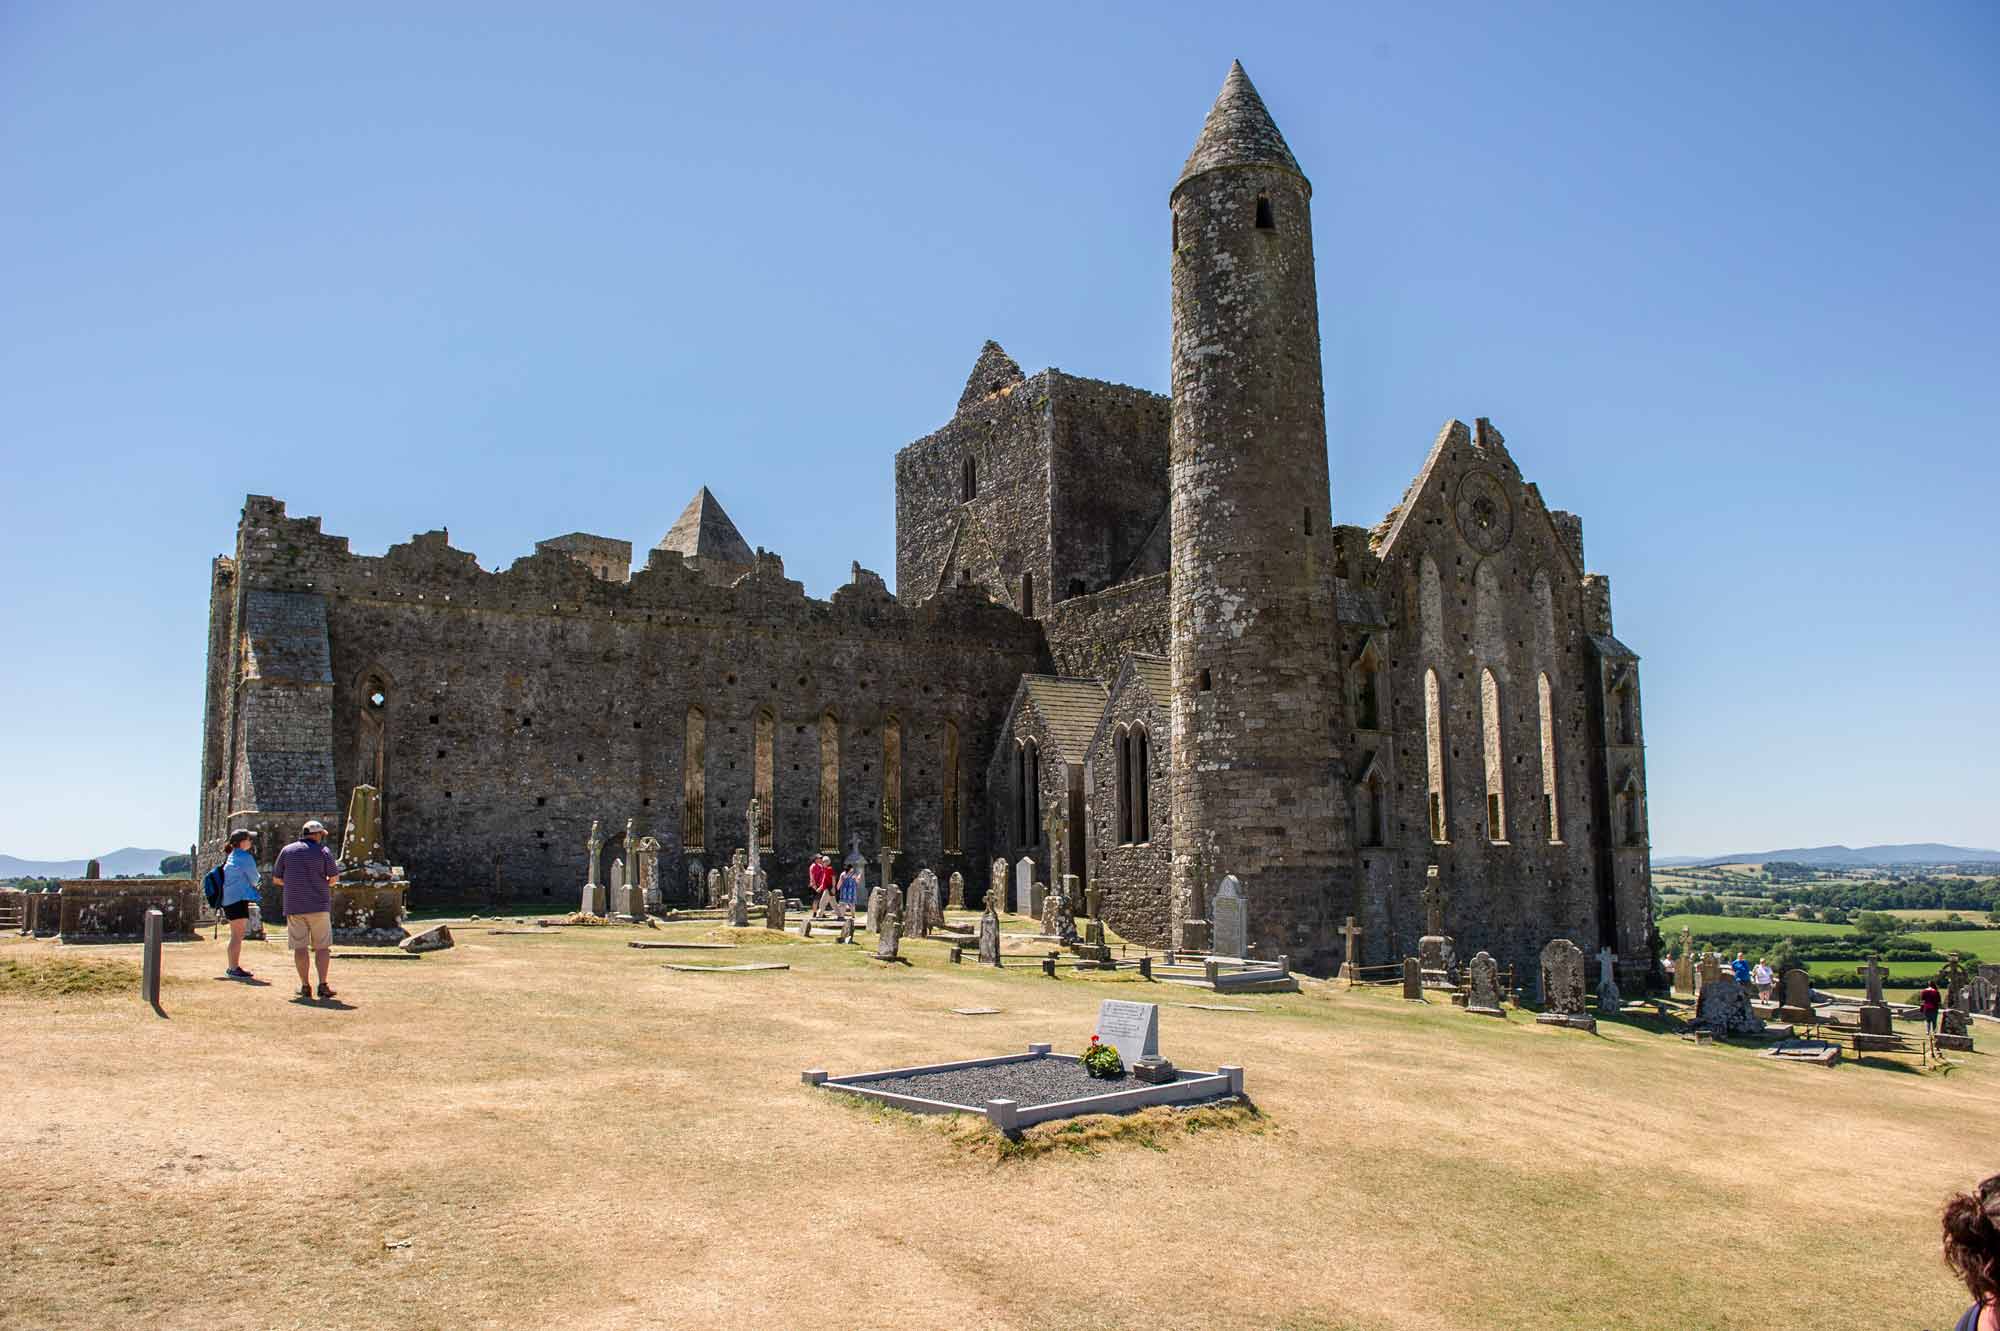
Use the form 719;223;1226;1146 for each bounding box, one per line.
0;847;181;879
1654;843;2000;869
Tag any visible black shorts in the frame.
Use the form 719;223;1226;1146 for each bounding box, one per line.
223;900;252;921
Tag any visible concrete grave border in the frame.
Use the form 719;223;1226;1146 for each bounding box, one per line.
806;1044;1244;1133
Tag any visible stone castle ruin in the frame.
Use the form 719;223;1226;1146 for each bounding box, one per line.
196;63;1654;980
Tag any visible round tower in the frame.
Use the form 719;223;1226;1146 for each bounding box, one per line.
1168;61;1351;962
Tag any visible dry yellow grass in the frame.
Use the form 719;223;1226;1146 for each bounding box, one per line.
0;922;1990;1331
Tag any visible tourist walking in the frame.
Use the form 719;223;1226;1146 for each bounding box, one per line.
808;853;835;915
221;829;261;980
1730;952;1751;985
1940;1173;2000;1330
1921;980;1944;1039
836;861;861;911
1751;957;1774;1001
273;819;339;1002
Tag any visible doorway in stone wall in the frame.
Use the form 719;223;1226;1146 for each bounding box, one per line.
1066;779;1086;897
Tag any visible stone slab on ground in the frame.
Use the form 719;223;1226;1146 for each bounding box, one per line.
951;1007;1001;1016
628;941;738;950
1175;1003;1257;1012
1763;1039;1841;1067
662;962;790;973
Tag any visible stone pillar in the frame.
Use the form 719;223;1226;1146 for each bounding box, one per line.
141;908;162;1007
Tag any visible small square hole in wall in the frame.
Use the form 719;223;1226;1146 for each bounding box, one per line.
536;796;547;807
642;798;651;807
429;714;440;725
437;750;445;759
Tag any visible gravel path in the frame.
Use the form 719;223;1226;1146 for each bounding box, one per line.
847;1056;1211;1108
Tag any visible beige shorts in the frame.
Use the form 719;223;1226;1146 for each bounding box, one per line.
287;911;332;951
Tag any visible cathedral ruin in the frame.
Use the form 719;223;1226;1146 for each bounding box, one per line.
196;62;1654;980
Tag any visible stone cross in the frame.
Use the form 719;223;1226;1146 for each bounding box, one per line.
878;847;898;900
1047;805;1069;885
978;905;1001;966
1422;865;1445;938
1339;916;1363;980
1864;957;1885;1005
706;867;722;907
745;800;762;886
990;857;1008;913
1596;946;1622;1014
885;881;904;928
586;819;605;889
847;832;865;869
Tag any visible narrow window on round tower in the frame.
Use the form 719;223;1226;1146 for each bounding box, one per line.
1424;668;1447;843
1255;195;1275;230
961;455;977;503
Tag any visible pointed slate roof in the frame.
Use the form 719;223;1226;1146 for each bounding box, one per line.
1178;60;1306;193
1020;676;1111;765
655;487;753;564
959;340;1026;413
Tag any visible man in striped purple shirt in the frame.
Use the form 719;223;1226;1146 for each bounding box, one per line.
273;820;339;1002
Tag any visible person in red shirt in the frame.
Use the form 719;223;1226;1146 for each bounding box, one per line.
808;854;836;915
1920;981;1944;1039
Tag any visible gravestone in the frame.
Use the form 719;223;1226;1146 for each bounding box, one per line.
846;833;867;878
581;819;607;916
1029;881;1048;921
339;784;385;865
1700;952;1722;988
1418;866;1454;985
875;912;901;960
1015;858;1034;915
978;906;1000;966
1042;886;1078;946
765;889;787;931
1211;875;1247;959
1779;968;1815;1024
633;836;661;912
1402;956;1422;1000
1537;939;1595;1031
1465;951;1505;1016
706;868;723;908
837;912;855;945
1674;928;1696;998
1339;916;1363;985
990;858;1009;913
744;800;764;901
1856;957;1893;1035
609;859;626;908
878;848;898;905
909;870;939;938
1096;998;1161;1065
947;871;965;911
1693;975;1766;1037
1596;947;1622;1015
885;882;904;930
727;879;749;928
865;885;885;934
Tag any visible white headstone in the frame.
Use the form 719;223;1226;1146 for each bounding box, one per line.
1094;999;1160;1064
1014;857;1034;915
1211;875;1247;959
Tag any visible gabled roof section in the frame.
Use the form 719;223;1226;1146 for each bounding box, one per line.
1371;420;1469;560
1592;636;1641;665
656;487;753;564
1177;60;1307;194
959;340;1026;413
1086;654;1172;763
1020;675;1110;766
1129;654;1171;704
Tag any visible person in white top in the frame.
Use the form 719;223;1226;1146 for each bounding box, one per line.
1751;958;1775;1000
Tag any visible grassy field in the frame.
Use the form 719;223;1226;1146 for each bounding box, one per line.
1655;912;1848;938
1;917;1991;1331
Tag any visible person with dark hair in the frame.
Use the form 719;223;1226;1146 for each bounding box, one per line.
220;829;261;980
1942;1174;2000;1330
1921;981;1944;1039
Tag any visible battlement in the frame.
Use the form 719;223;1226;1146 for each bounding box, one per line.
230;495;1039;645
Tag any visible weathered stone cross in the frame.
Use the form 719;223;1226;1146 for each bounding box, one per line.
1340;915;1363;984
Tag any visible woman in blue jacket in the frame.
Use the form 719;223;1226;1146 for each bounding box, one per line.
221;829;262;980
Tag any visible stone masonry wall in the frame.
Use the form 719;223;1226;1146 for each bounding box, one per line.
204;497;1044;905
1082;668;1173;947
1042;574;1169;680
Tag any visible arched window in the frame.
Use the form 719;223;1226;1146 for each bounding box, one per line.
1362;771;1386;847
1614;671;1639;746
941;720;961;854
1424;669;1447;843
961;455;978;503
1537;673;1561;843
817;711;840;853
1480;668;1506;843
881;715;903;851
1131;726;1151;843
1353;637;1384;730
1255;195;1275;230
1016;738;1041;846
1113;725;1131;845
753;708;775;850
683;705;706;850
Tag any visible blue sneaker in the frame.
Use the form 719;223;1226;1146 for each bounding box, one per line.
225;967;254;980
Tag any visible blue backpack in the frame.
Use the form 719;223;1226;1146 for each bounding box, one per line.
202;862;227;909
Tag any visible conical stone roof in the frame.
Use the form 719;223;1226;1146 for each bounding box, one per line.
656;487;754;564
1177;60;1307;193
958;340;1026;412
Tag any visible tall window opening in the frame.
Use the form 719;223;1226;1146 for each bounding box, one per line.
881;715;903;851
817;711;840;853
1255;195;1275;229
1020;572;1035;617
1354;640;1383;729
941;720;961;854
1016;738;1041;846
1614;673;1638;745
753;708;775;850
357;672;389;795
1132;726;1151;843
1480;668;1506;843
683;705;706;850
1619;790;1640;845
1113;725;1131;845
1537;673;1561;843
1424;668;1447;843
1362;772;1386;847
961;455;977;502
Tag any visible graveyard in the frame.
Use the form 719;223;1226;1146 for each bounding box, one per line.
1;905;1992;1331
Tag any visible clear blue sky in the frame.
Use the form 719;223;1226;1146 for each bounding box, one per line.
2;2;1995;860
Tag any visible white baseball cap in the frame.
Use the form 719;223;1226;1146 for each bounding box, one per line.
302;819;328;834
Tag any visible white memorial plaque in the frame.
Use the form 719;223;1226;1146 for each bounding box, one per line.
1094;999;1160;1064
1211;874;1247;959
